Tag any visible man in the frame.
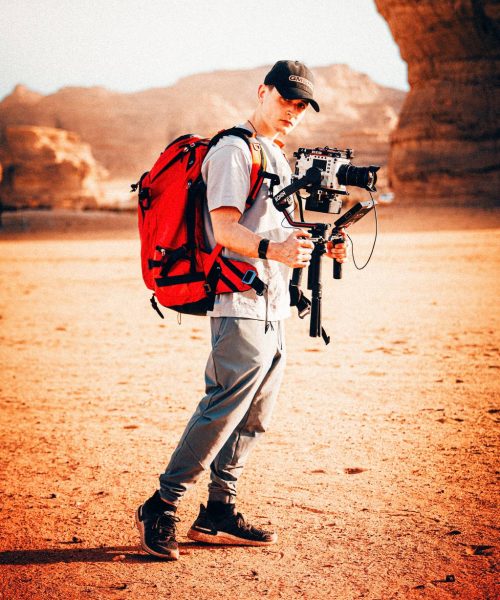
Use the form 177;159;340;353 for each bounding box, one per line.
136;60;347;560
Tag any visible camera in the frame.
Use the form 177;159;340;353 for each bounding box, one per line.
293;147;379;214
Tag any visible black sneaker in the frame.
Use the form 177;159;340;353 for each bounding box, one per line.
187;504;277;546
135;492;180;560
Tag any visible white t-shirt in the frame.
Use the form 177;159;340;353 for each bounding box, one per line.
202;126;293;320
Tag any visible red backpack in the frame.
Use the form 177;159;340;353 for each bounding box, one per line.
132;128;268;317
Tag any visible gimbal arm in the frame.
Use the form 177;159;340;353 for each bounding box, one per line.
270;167;324;229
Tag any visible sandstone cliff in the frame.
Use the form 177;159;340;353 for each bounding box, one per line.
0;126;105;209
0;67;405;185
375;0;500;206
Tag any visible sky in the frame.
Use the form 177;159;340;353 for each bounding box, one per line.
0;0;408;101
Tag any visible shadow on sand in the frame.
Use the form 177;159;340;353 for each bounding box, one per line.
0;542;240;565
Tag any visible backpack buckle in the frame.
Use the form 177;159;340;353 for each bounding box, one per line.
242;270;266;296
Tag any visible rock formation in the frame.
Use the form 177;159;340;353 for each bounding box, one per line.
0;67;405;188
0;126;105;209
375;0;500;206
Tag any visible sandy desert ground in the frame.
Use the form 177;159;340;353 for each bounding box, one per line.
0;205;499;599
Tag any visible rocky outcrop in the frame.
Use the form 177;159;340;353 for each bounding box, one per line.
375;0;500;206
0;67;405;187
0;126;105;209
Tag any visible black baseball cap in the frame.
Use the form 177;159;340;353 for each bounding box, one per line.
264;60;320;112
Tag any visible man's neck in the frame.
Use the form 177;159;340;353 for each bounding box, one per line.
245;117;279;141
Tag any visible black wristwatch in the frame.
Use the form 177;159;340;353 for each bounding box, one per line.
258;238;270;260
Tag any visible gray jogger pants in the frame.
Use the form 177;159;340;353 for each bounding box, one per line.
159;317;286;505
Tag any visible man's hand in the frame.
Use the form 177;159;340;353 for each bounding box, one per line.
326;230;349;263
267;230;314;268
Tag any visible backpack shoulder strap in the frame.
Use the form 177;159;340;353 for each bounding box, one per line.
208;127;268;210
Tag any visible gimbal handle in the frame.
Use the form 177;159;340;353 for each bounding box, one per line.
330;230;344;280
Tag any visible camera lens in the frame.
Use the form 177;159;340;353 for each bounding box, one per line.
337;164;379;191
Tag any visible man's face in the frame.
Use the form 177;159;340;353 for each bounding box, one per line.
259;85;309;136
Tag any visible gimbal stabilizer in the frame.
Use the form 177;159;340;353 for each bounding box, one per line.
267;167;376;344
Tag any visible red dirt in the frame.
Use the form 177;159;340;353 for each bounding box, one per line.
0;206;498;599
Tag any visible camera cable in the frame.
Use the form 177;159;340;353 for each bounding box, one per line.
345;192;377;270
278;191;378;270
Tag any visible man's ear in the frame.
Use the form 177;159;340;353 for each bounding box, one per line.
257;84;269;103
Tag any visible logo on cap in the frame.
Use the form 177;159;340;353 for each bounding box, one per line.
289;75;313;92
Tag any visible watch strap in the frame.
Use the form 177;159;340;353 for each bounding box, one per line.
258;238;270;260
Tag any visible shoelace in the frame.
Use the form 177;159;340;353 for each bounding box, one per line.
234;512;266;535
154;513;180;539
